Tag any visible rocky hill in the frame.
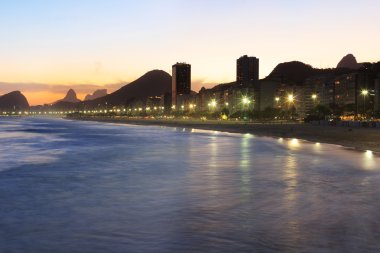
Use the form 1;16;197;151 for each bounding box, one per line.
84;70;172;107
84;89;108;101
0;91;29;111
55;89;81;104
337;54;361;69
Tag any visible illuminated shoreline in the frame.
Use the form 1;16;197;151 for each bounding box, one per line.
67;116;380;155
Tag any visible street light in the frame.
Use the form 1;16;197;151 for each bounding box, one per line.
242;96;250;105
273;96;279;108
361;89;369;117
311;94;317;106
288;94;294;103
287;94;295;120
209;99;217;108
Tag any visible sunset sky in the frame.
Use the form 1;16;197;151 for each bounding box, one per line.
0;0;379;105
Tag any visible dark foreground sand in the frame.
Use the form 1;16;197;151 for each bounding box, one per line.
69;116;380;154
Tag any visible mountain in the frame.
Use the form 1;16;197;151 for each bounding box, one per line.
207;82;236;92
267;61;354;84
84;70;171;107
337;54;361;69
84;89;108;101
267;61;318;84
55;89;81;104
0;91;29;111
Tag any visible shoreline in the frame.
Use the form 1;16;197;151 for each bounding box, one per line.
67;116;380;154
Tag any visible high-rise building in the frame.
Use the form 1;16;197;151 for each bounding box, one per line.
237;55;259;85
172;63;191;108
236;55;260;110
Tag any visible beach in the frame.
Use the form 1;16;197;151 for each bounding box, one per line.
67;116;380;154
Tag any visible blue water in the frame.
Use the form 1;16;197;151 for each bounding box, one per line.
0;117;380;253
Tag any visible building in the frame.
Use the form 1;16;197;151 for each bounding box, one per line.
236;55;260;110
237;55;259;85
375;76;380;112
258;79;281;110
172;63;191;108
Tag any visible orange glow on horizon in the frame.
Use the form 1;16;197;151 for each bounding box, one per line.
24;91;90;106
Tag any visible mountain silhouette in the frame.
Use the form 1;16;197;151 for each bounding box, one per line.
267;61;317;84
55;89;81;104
84;89;107;101
84;70;171;107
267;61;354;84
337;54;361;69
0;91;29;111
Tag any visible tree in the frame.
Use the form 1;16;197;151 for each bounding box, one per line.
261;106;281;120
374;108;380;119
304;104;332;122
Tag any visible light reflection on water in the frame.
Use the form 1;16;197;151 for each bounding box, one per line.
1;117;380;253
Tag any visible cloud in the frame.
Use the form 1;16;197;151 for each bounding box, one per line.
191;78;218;92
0;82;124;94
0;79;221;105
0;82;126;105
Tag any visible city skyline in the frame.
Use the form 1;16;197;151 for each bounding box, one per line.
1;0;379;105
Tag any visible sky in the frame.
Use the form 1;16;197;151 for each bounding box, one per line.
0;0;379;105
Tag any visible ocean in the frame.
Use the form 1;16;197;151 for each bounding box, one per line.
0;117;379;253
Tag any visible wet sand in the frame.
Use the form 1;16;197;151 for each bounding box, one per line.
69;116;380;154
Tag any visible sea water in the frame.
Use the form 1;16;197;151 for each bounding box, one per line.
0;117;379;253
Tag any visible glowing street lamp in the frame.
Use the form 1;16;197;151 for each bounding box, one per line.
287;94;294;103
287;94;295;119
311;94;318;106
209;99;217;108
242;96;250;105
361;89;369;117
207;99;217;113
275;97;280;102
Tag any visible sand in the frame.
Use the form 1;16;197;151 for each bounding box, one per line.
68;116;380;154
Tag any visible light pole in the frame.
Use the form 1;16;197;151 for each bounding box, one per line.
242;97;250;106
241;96;251;120
287;94;294;119
361;89;369;118
275;97;280;108
242;96;251;111
311;94;317;105
208;99;217;113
